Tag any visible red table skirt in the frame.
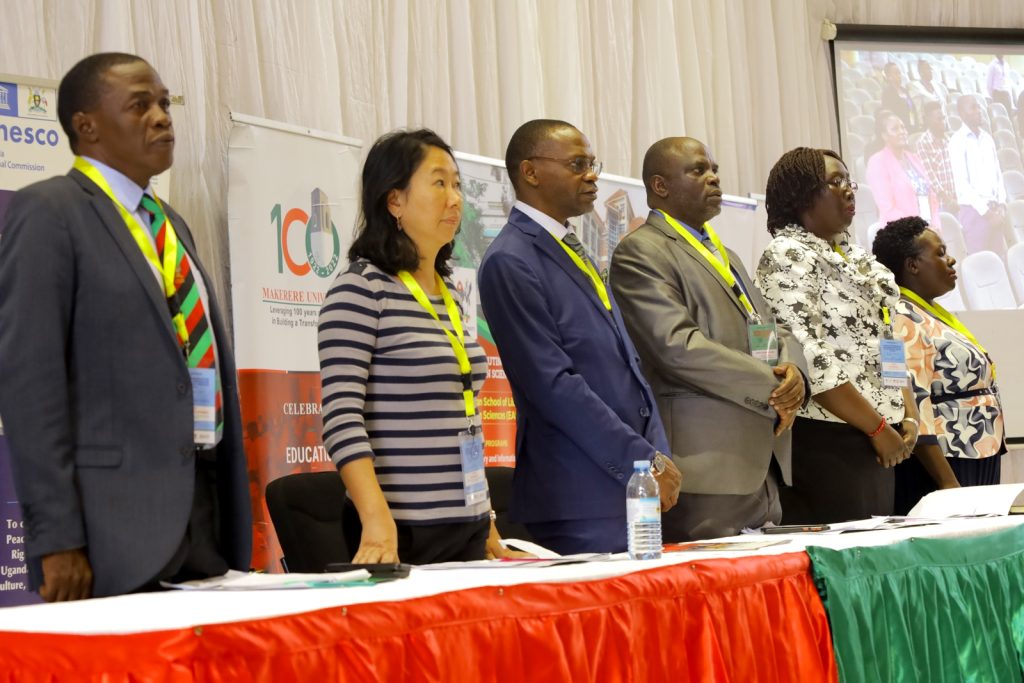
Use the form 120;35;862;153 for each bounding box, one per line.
0;552;836;682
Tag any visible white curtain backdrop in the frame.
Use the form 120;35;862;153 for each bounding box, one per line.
2;0;1024;312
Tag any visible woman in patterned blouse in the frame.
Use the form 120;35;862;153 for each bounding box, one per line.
873;216;1005;515
756;147;920;524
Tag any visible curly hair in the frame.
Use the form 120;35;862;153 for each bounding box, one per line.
349;128;458;278
871;215;929;285
764;147;843;235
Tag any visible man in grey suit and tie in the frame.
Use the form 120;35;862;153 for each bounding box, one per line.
0;53;251;600
610;137;808;540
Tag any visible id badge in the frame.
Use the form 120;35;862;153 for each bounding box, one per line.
189;367;217;445
879;338;909;388
458;425;488;506
747;320;779;366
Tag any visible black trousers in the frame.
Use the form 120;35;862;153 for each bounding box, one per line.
343;499;489;565
781;418;894;524
153;452;229;585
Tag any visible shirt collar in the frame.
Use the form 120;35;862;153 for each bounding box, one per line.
514;200;570;241
653;210;706;241
80;156;153;211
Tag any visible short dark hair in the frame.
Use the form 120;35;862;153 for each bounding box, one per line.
505;119;576;191
58;52;146;150
348;128;458;278
765;147;843;235
872;215;929;285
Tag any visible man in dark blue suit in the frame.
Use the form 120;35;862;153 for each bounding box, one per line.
478;120;681;554
0;53;251;600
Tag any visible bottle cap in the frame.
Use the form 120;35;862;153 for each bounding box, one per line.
633;460;650;470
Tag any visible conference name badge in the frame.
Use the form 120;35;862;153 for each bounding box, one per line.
459;424;488;507
747;320;779;366
190;367;217;445
879;338;909;388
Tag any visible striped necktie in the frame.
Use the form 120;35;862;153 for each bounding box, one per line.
140;194;223;443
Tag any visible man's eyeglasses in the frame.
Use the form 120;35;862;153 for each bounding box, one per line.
529;156;603;176
826;177;858;192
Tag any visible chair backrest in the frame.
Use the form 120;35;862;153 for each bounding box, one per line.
1004;170;1024;201
993;115;1014;133
1009;199;1024;233
1006;243;1024;303
867;221;884;250
934;284;966;311
850;114;875;140
995;129;1017;151
856;182;879;225
266;471;349;572
937;211;967;265
997;148;1023;174
485;466;532;542
960;251;1018;309
990;102;1010;120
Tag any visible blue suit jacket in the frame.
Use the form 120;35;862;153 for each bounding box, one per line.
478;207;669;524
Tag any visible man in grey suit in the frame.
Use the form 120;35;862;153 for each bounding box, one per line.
0;53;251;600
610;137;808;540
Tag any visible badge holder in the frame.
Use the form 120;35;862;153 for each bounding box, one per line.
747;314;780;366
879;322;909;388
459;422;488;507
189;367;217;445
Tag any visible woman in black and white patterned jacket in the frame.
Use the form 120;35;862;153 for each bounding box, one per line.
755;147;920;524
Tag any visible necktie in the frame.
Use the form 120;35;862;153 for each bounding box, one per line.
141;195;223;443
562;231;590;263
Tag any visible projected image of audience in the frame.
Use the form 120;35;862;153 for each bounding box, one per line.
837;50;1024;311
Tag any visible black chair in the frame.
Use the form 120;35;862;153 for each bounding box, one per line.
486;466;533;542
265;471;350;572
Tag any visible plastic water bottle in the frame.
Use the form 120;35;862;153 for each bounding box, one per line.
626;460;662;560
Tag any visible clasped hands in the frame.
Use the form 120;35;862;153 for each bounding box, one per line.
870;418;918;469
769;362;805;435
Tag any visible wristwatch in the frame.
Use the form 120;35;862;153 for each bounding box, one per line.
651;451;669;476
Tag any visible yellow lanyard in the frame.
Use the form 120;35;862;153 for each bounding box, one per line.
658;210;756;318
554;236;611;311
899;286;994;376
73;156;189;345
397;271;476;418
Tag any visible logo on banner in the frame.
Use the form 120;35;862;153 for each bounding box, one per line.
0;83;16;117
23;88;50;119
272;188;341;278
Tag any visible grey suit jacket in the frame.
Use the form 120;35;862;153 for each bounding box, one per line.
0;170;252;597
610;211;808;495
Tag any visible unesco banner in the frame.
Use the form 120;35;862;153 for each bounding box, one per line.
0;72;70;607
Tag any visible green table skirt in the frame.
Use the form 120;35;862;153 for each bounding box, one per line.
808;524;1024;682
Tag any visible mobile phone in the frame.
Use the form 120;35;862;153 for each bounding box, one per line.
323;562;412;579
761;524;830;534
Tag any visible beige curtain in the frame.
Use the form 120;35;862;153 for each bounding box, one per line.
2;0;1023;311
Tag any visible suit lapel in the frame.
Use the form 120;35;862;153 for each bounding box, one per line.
71;169;180;345
648;214;749;319
514;212;618;329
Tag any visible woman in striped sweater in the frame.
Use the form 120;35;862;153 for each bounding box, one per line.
318;129;500;564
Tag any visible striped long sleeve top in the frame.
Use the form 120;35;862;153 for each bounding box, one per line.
318;260;490;524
